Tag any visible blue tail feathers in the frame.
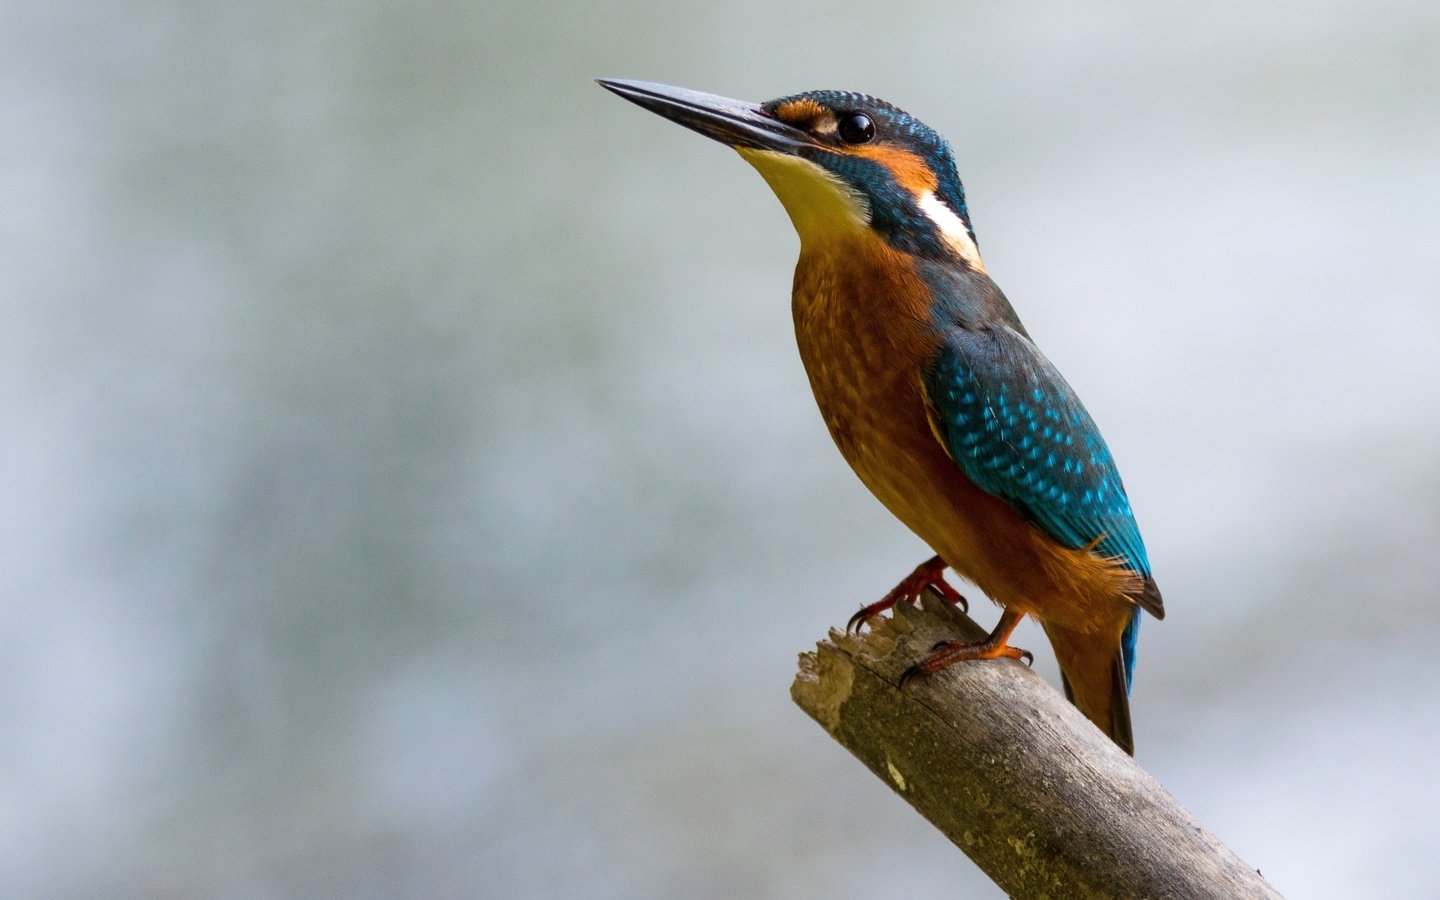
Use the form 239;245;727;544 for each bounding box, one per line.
1120;607;1141;693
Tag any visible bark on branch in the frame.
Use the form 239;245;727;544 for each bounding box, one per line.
791;590;1280;899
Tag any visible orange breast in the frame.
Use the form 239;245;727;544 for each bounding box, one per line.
791;235;1139;633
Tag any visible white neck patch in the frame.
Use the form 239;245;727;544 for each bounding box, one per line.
916;190;985;271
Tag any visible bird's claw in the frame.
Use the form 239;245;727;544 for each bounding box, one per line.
898;661;924;691
929;579;969;614
899;632;1031;688
846;555;966;634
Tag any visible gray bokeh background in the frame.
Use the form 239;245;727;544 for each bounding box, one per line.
5;1;1439;897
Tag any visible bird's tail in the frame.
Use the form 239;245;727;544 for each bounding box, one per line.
1043;618;1134;755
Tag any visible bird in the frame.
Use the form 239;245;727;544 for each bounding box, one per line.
597;78;1164;754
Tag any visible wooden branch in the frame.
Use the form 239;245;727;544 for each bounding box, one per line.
791;591;1281;899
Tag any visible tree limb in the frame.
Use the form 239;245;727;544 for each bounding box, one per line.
791;591;1281;899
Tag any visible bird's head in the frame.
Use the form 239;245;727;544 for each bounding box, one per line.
598;78;982;269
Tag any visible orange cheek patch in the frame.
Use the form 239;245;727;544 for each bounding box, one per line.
773;98;827;124
853;146;936;194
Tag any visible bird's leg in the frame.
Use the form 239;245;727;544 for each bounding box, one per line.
846;554;968;634
899;608;1032;689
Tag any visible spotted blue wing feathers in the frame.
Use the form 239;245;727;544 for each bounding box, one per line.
923;325;1159;688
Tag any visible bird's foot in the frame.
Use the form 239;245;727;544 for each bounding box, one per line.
898;608;1030;689
846;555;967;635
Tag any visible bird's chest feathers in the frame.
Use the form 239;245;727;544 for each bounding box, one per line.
791;240;939;478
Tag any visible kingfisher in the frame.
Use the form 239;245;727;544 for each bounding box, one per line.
598;78;1165;754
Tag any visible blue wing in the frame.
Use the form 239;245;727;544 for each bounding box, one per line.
922;325;1160;683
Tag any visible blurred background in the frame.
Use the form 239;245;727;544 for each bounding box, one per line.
4;0;1439;896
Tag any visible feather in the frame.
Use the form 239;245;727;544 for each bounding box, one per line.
922;323;1164;624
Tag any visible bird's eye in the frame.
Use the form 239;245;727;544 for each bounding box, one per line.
837;112;875;144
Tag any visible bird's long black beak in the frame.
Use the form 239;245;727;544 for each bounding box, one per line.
596;78;813;154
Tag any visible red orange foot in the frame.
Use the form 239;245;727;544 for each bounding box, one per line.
898;608;1032;689
846;554;967;635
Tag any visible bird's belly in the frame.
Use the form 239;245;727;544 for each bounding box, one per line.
797;324;999;583
791;275;990;577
